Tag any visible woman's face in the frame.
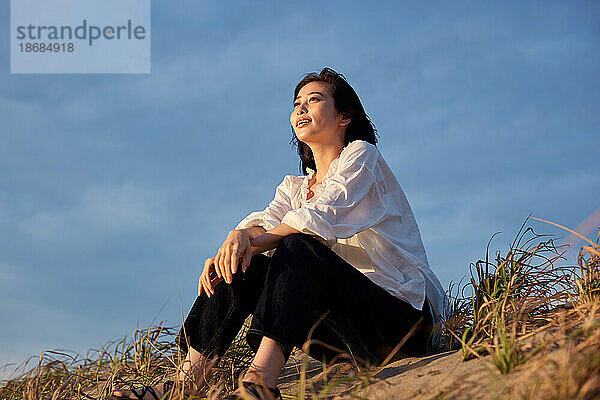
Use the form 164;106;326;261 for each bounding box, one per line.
290;81;348;145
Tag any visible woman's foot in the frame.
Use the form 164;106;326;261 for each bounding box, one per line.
224;381;281;400
112;380;175;399
112;380;208;399
222;336;285;399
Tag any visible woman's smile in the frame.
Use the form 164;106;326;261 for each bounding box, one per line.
296;117;311;128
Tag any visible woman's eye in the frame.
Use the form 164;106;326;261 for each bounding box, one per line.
293;97;318;107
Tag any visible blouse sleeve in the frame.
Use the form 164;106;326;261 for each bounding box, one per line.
281;141;387;247
235;175;294;232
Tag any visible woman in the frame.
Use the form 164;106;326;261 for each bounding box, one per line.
113;67;447;400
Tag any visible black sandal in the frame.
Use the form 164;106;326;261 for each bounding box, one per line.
113;380;175;400
223;381;281;400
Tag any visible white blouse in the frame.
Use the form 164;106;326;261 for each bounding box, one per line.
235;140;447;331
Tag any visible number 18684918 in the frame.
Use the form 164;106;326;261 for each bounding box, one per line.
19;42;74;52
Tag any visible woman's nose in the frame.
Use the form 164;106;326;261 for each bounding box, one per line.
296;103;307;114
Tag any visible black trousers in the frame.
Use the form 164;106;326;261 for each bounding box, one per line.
176;233;433;366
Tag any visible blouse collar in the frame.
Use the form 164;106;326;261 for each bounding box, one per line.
300;151;343;203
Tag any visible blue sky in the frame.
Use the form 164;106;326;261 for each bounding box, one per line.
1;1;599;377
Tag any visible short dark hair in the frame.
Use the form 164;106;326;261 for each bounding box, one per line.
290;67;379;175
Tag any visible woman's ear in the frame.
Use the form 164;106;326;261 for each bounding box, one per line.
339;114;351;127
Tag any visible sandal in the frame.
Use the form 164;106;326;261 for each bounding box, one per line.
112;380;175;400
223;381;281;400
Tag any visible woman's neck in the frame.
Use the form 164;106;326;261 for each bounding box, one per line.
309;142;345;183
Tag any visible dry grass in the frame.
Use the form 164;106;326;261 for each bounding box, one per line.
504;301;600;400
0;319;254;399
436;215;600;398
442;217;583;360
2;215;599;399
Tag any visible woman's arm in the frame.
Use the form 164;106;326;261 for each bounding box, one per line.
246;223;300;266
241;226;267;240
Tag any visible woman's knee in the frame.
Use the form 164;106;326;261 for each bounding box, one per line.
270;233;321;273
275;233;319;255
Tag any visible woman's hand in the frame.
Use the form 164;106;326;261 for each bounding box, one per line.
213;229;253;284
198;256;222;297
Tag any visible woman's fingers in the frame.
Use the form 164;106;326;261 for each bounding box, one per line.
215;230;252;283
242;247;252;273
214;248;232;285
221;247;231;283
229;247;240;277
241;233;253;272
199;256;232;298
222;245;238;284
201;261;209;297
199;259;209;296
201;275;209;297
205;272;214;296
221;248;231;282
213;230;253;285
201;276;208;297
214;250;224;280
201;258;216;297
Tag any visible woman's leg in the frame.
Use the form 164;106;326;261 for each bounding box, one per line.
243;337;286;387
246;233;433;369
304;293;434;366
176;254;271;359
182;232;432;397
176;346;213;394
113;254;271;399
